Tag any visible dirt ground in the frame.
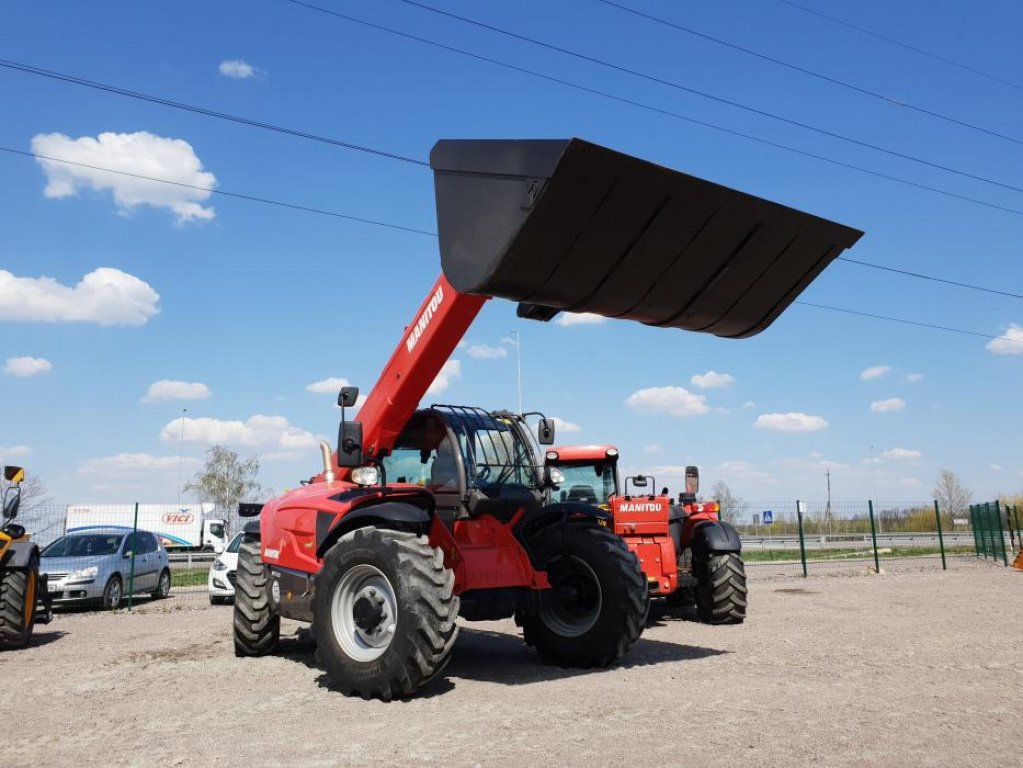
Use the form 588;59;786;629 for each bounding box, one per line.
5;560;1021;768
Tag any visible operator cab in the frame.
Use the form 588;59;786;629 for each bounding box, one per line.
382;406;549;525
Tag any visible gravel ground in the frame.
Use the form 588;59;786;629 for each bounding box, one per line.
5;560;1020;768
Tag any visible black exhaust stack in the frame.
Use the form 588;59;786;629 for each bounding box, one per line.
430;138;863;339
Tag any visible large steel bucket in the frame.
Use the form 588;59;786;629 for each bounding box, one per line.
431;138;863;338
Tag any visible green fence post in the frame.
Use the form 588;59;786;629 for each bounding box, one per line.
1015;505;1022;554
994;501;1008;566
933;499;946;571
796;500;808;578
986;502;996;560
868;500;881;574
127;501;139;611
969;505;979;556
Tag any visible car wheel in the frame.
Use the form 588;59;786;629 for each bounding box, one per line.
151;569;171;600
102;576;123;611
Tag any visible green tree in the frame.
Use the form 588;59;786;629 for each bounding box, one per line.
185;446;262;514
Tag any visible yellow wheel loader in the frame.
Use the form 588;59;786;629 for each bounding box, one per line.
0;466;53;648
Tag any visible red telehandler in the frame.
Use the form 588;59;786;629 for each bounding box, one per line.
546;446;746;623
233;138;862;699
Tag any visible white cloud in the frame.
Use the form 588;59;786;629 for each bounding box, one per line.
555;312;606;326
754;412;829;432
426;360;461;397
0;268;160;326
142;380;211;403
551;417;581;434
742;401;756;409
881;448;922;460
898;477;922;488
3;356;52;377
160;414;318;456
79;452;199;475
860;365;891;380
715;460;773;483
986;324;1023;355
690;370;734;389
991;464;1004;472
218;59;258;79
643;443;662;454
625;386;709;417
500;336;517;347
306;376;351;394
870;398;905;413
32;131;216;223
0;445;31;459
906;373;924;383
467;344;508;359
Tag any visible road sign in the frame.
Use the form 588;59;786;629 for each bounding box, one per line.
953;518;968;525
762;510;774;525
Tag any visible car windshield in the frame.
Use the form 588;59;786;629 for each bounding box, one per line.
42;534;125;558
226;533;243;553
554;462;617;505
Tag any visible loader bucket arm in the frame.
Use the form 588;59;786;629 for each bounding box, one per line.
431;139;863;338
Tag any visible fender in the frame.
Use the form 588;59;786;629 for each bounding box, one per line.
690;520;742;556
516;501;612;570
315;500;433;559
1;540;40;569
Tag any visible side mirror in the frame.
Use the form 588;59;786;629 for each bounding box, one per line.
4;465;25;484
685;465;699;495
337;386;360;408
2;486;21;521
337;420;364;468
537;417;555;445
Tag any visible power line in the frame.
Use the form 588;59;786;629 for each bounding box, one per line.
4;145;1018;345
0;58;428;168
835;256;1023;301
773;0;1023;92
389;0;1023;194
6;146;1018;302
796;301;1021;345
597;0;1023;146
282;1;1023;217
0;146;436;236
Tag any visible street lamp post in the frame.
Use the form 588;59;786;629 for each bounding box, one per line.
177;407;187;506
511;329;523;414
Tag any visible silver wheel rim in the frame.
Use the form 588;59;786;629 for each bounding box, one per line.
109;580;121;608
160;573;170;596
330;564;398;662
538;556;602;638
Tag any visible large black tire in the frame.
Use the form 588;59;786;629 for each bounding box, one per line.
694;552;747;624
313;528;458;701
521;526;647;668
0;558;38;648
233;537;280;656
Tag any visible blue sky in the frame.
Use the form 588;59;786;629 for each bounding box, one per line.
1;0;1020;505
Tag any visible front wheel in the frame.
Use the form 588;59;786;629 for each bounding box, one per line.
0;557;39;648
695;552;747;624
313;528;458;701
233;537;280;656
102;576;123;611
521;526;647;668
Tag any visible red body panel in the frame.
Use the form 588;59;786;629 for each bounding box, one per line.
610;494;678;595
549;445;617;462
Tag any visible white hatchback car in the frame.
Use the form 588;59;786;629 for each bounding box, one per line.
207;531;243;604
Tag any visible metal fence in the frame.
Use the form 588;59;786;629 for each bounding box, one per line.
12;498;1018;613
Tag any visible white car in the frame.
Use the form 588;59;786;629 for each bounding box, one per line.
207;532;243;604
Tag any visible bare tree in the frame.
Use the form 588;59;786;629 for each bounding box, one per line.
1;472;49;513
933;469;971;517
710;479;740;524
185;446;262;512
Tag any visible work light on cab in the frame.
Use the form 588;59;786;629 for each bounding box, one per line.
351;466;380;486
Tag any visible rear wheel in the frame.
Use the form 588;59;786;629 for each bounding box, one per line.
233;537;280;656
151;569;171;600
313;528;458;701
0;557;39;648
522;526;647;667
695;552;747;624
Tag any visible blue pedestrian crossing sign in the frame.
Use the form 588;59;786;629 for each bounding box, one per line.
761;510;774;525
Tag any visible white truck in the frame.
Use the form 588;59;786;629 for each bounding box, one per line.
64;503;228;551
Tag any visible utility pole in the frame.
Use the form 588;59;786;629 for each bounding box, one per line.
511;329;523;414
177;407;187;506
825;467;833;535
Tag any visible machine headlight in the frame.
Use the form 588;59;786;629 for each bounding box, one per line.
69;565;98;581
213;559;228;571
351;465;380;486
